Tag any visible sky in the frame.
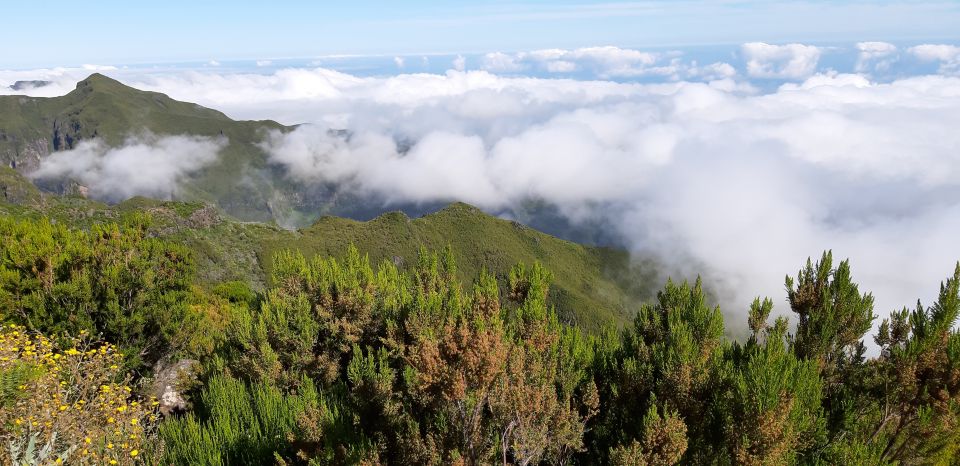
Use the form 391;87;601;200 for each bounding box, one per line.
2;1;960;68
3;1;960;339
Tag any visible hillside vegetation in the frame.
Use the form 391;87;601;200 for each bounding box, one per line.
0;170;651;331
3;75;959;465
1;206;958;465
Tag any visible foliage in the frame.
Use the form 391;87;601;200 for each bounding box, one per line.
0;325;160;465
4;210;960;465
0;216;196;369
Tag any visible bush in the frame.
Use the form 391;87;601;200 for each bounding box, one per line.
0;324;161;465
0;216;196;369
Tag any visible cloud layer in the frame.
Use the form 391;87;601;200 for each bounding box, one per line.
742;42;821;79
236;68;960;328
30;134;225;202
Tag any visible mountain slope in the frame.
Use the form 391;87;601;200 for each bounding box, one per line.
0;167;653;330
0;75;630;248
0;74;302;221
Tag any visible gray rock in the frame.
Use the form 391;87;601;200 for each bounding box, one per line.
149;358;200;416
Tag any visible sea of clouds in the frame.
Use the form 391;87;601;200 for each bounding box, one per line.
4;41;960;333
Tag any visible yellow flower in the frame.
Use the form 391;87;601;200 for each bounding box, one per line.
107;442;114;449
110;460;117;465
85;437;92;444
130;418;138;425
130;450;139;457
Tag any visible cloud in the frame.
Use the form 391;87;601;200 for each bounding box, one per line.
687;61;738;81
256;60;273;67
909;44;960;75
482;52;525;73
393;56;405;68
30;134;225;202
81;64;118;71
452;55;466;71
242;70;960;336
479;46;729;79
855;41;898;73
208;60;221;67
742;42;821;79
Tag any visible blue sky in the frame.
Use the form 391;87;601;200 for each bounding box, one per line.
2;1;960;68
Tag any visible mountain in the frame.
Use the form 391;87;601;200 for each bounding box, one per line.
0;73;318;222
0;75;628;247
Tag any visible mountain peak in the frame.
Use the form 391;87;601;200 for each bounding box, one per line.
75;73;127;92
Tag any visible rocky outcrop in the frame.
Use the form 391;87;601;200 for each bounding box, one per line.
0;166;42;206
149;358;201;416
1;137;49;173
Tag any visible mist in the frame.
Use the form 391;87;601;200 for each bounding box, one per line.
248;71;960;329
30;134;225;202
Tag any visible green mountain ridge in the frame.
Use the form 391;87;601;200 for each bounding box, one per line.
0;166;653;330
0;73;306;222
0;74;630;247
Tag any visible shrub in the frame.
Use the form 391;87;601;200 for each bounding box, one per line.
0;324;160;465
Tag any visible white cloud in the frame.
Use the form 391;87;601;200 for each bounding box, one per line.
544;60;578;73
393;56;405;68
742;42;821;79
239;69;960;336
452;55;466;71
909;44;960;75
256;60;273;67
30;134;225;202
855;41;898;73
208;60;221;67
81;64;118;71
480;46;734;80
688;61;738;81
482;52;525;73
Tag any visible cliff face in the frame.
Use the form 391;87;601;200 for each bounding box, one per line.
0;135;49;172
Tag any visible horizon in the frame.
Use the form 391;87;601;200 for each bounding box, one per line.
3;1;960;68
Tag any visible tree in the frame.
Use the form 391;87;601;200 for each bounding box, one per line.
721;299;825;465
863;263;960;464
590;277;725;462
785;251;874;440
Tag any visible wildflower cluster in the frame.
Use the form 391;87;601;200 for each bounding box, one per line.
0;325;160;465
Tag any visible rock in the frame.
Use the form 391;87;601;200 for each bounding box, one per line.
149;358;200;416
186;204;222;228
